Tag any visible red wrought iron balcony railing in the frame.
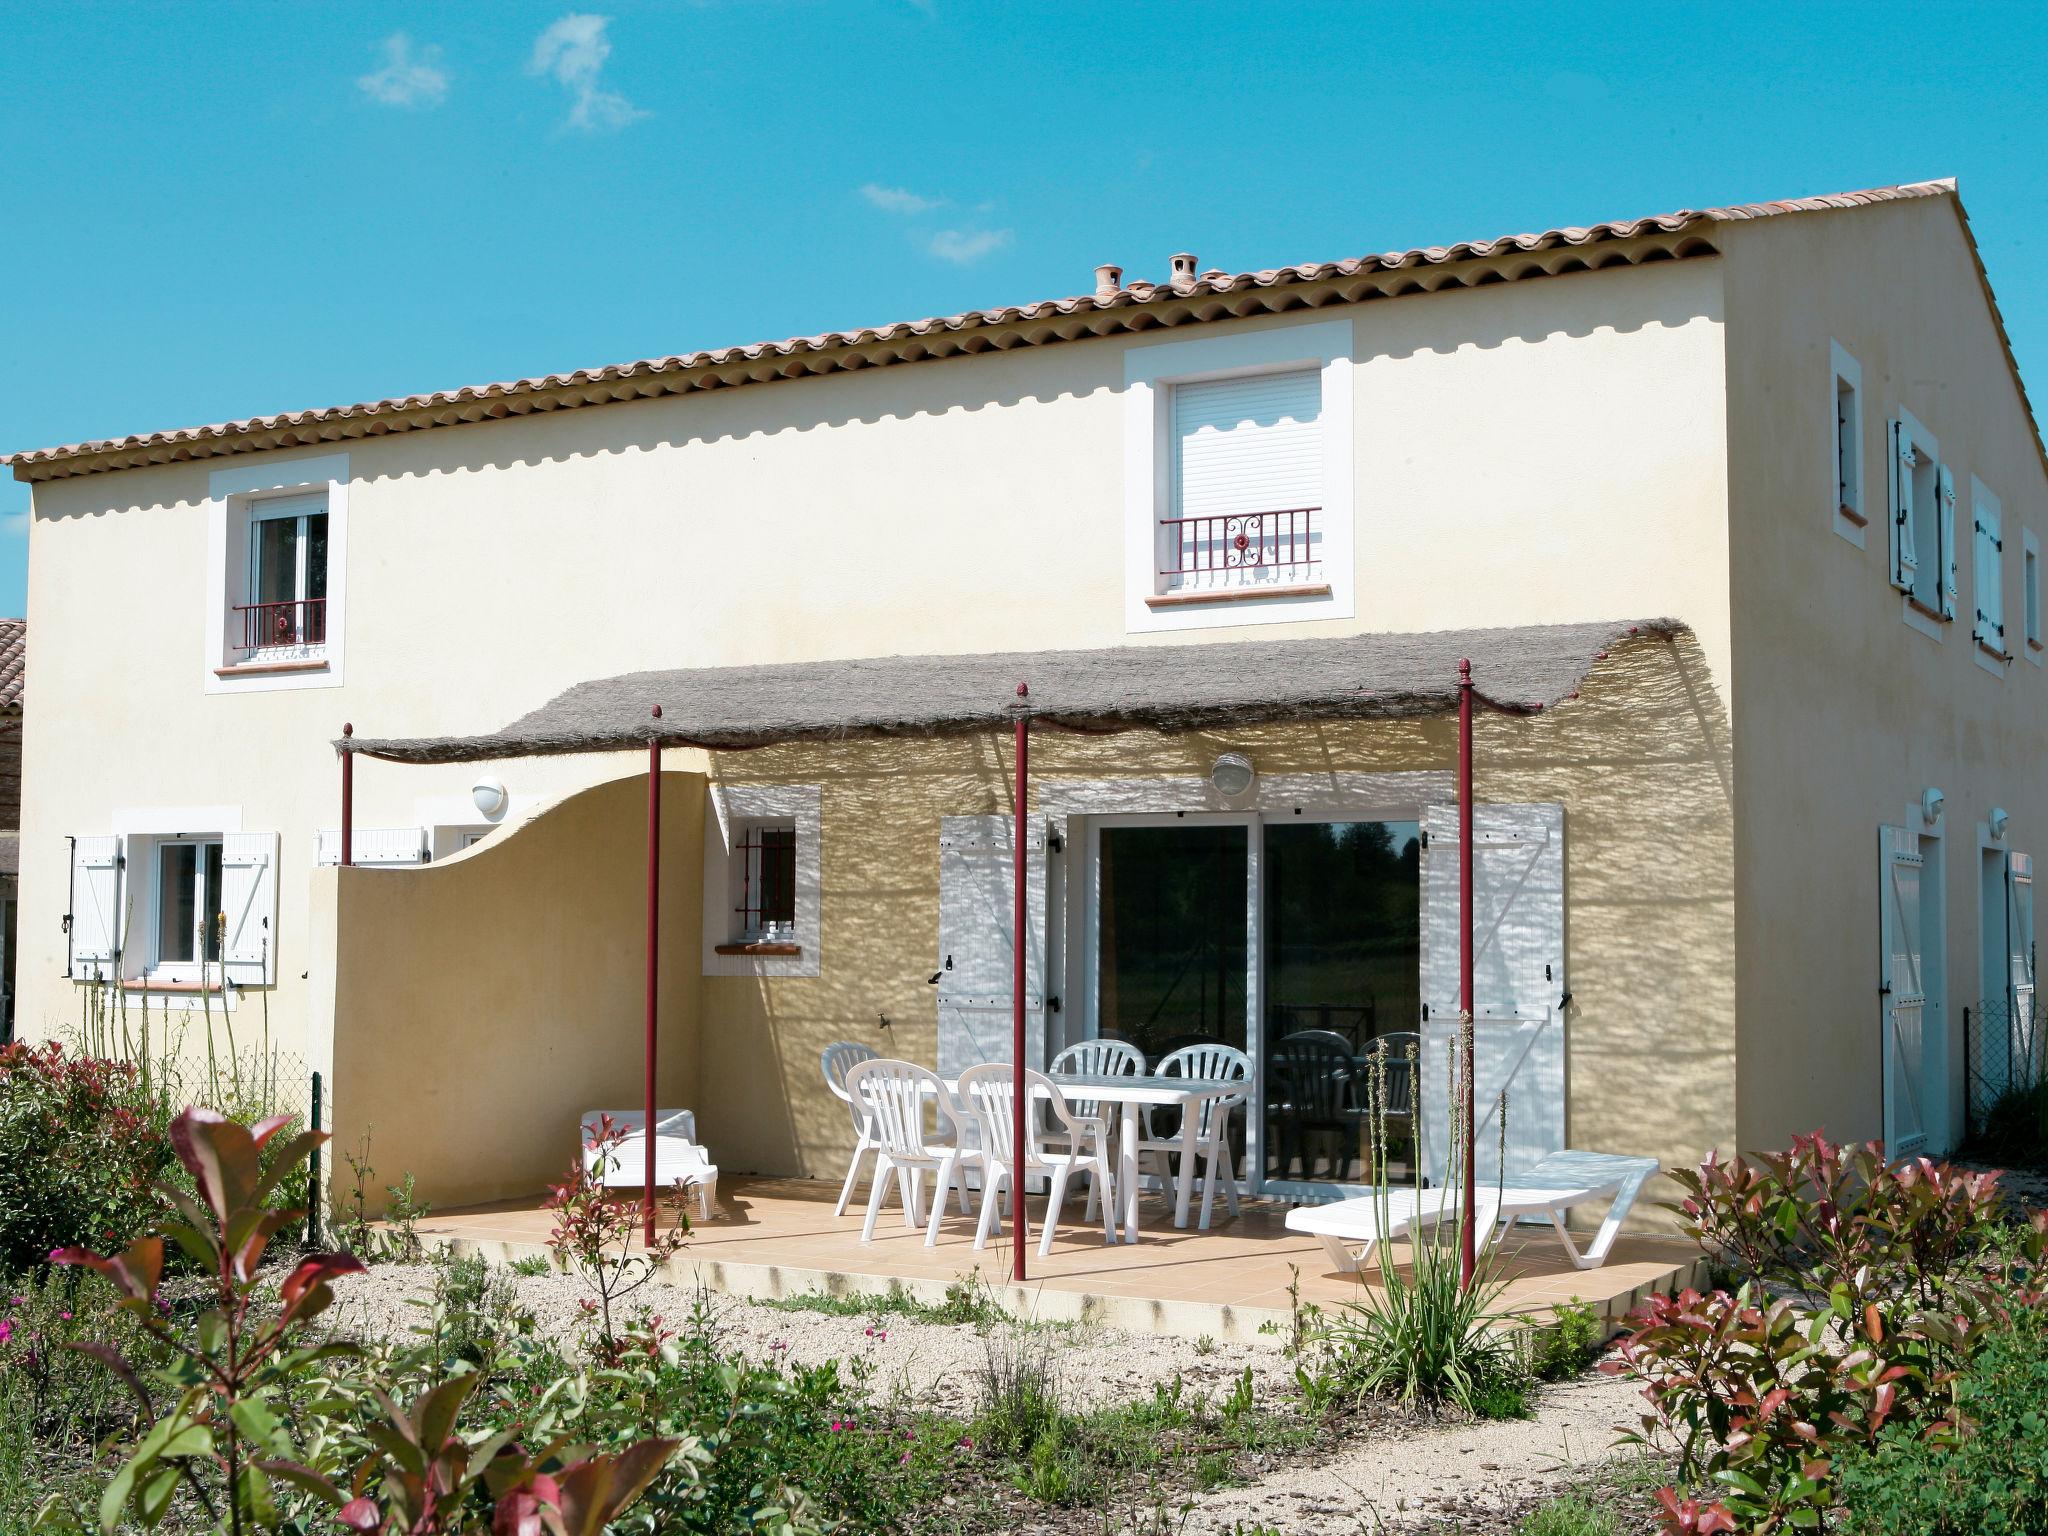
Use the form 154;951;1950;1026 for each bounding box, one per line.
1159;506;1320;584
234;598;327;652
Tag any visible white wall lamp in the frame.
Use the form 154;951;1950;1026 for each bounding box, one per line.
471;776;509;821
1210;752;1257;798
1990;806;2011;841
1921;786;1946;828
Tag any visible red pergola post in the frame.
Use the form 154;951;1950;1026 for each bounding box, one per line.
1457;659;1477;1288
1012;682;1030;1284
644;706;663;1248
339;723;354;867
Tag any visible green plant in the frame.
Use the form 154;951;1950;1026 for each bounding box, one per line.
971;1329;1065;1458
1515;1491;1622;1536
1615;1133;2048;1533
1834;1301;2048;1534
1974;1078;2048;1168
1527;1298;1605;1381
333;1129;432;1265
545;1117;689;1358
1468;1367;1535;1420
508;1253;552;1277
49;1107;366;1533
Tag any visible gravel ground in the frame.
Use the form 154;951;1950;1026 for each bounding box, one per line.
327;1262;1653;1533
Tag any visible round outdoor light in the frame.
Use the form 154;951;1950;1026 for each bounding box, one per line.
1922;787;1945;827
471;776;509;821
1991;807;2011;841
1210;752;1257;798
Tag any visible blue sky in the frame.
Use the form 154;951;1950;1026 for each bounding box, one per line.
2;2;2045;618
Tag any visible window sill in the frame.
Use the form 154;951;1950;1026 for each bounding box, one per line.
1905;595;1949;624
122;979;227;994
714;942;803;957
1977;638;2013;665
2029;638;2044;654
1838;502;1867;529
216;657;330;678
1145;582;1333;610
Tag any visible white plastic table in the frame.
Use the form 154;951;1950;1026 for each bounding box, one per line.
1033;1073;1241;1243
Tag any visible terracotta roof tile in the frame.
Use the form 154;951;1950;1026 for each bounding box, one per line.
0;620;24;712
5;179;2003;481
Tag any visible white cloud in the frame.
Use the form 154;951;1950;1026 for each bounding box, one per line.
861;183;945;216
529;13;648;131
927;228;1012;265
1;509;28;538
357;32;448;108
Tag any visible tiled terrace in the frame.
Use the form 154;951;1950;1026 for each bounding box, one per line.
414;1177;1703;1343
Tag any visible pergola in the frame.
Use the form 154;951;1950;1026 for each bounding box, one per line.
335;618;1670;1282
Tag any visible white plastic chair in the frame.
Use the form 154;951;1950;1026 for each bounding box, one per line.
1046;1039;1144;1156
821;1041;881;1217
1133;1043;1251;1229
957;1063;1117;1257
580;1109;718;1221
843;1059;977;1247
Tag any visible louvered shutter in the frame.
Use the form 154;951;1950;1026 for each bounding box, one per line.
1892;422;1918;591
1939;464;1959;620
935;816;1049;1080
1418;804;1567;1182
68;836;123;981
2009;853;2036;1085
221;832;279;986
1975;496;2004;649
1880;826;1928;1156
313;827;427;866
1169;370;1322;587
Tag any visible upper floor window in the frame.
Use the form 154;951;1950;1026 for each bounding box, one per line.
242;494;329;658
1830;343;1864;546
1889;412;1956;629
1123;319;1355;634
207;453;348;692
2026;528;2043;662
1164;369;1323;599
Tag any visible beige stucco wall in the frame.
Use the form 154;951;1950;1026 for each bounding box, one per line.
15;258;1733;1095
314;771;705;1210
1721;198;2048;1153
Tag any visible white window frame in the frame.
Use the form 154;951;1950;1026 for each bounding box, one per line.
702;784;821;977
1123;319;1355;634
205;452;349;692
146;834;225;982
2025;527;2043;665
1830;342;1865;548
1971;476;2007;676
1888;409;1949;642
244;494;329;657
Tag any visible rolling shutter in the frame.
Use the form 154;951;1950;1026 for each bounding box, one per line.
1880;825;1928;1157
1419;803;1567;1182
1173;369;1322;521
68;836;123;981
935;816;1049;1081
313;827;427;866
221;832;279;986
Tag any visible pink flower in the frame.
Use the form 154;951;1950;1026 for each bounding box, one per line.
46;1249;60;1262
899;1450;911;1465
7;1296;21;1307
59;1312;70;1321
0;1320;14;1344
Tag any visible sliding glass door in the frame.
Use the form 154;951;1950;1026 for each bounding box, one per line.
1095;823;1250;1061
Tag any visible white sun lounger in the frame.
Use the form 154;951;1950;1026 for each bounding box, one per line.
581;1109;719;1221
1285;1150;1659;1274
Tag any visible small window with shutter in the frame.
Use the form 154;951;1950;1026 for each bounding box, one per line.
2025;529;2043;660
1161;368;1323;597
1889;412;1954;628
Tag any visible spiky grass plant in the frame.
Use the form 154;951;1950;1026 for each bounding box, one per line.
1323;1018;1519;1415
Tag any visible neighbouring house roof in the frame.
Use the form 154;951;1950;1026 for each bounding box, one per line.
9;179;2016;483
0;620;24;713
342;618;1683;764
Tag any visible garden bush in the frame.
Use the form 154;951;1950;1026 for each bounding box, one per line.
1613;1132;2048;1533
1834;1300;2048;1535
0;1042;177;1272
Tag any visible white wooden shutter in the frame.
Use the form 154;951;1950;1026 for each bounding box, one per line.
1880;825;1928;1156
68;836;123;981
1419;803;1566;1182
2008;851;2036;1086
313;827;427;866
1891;422;1918;591
936;815;1049;1080
1974;494;2004;648
221;832;279;986
1939;464;1959;620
